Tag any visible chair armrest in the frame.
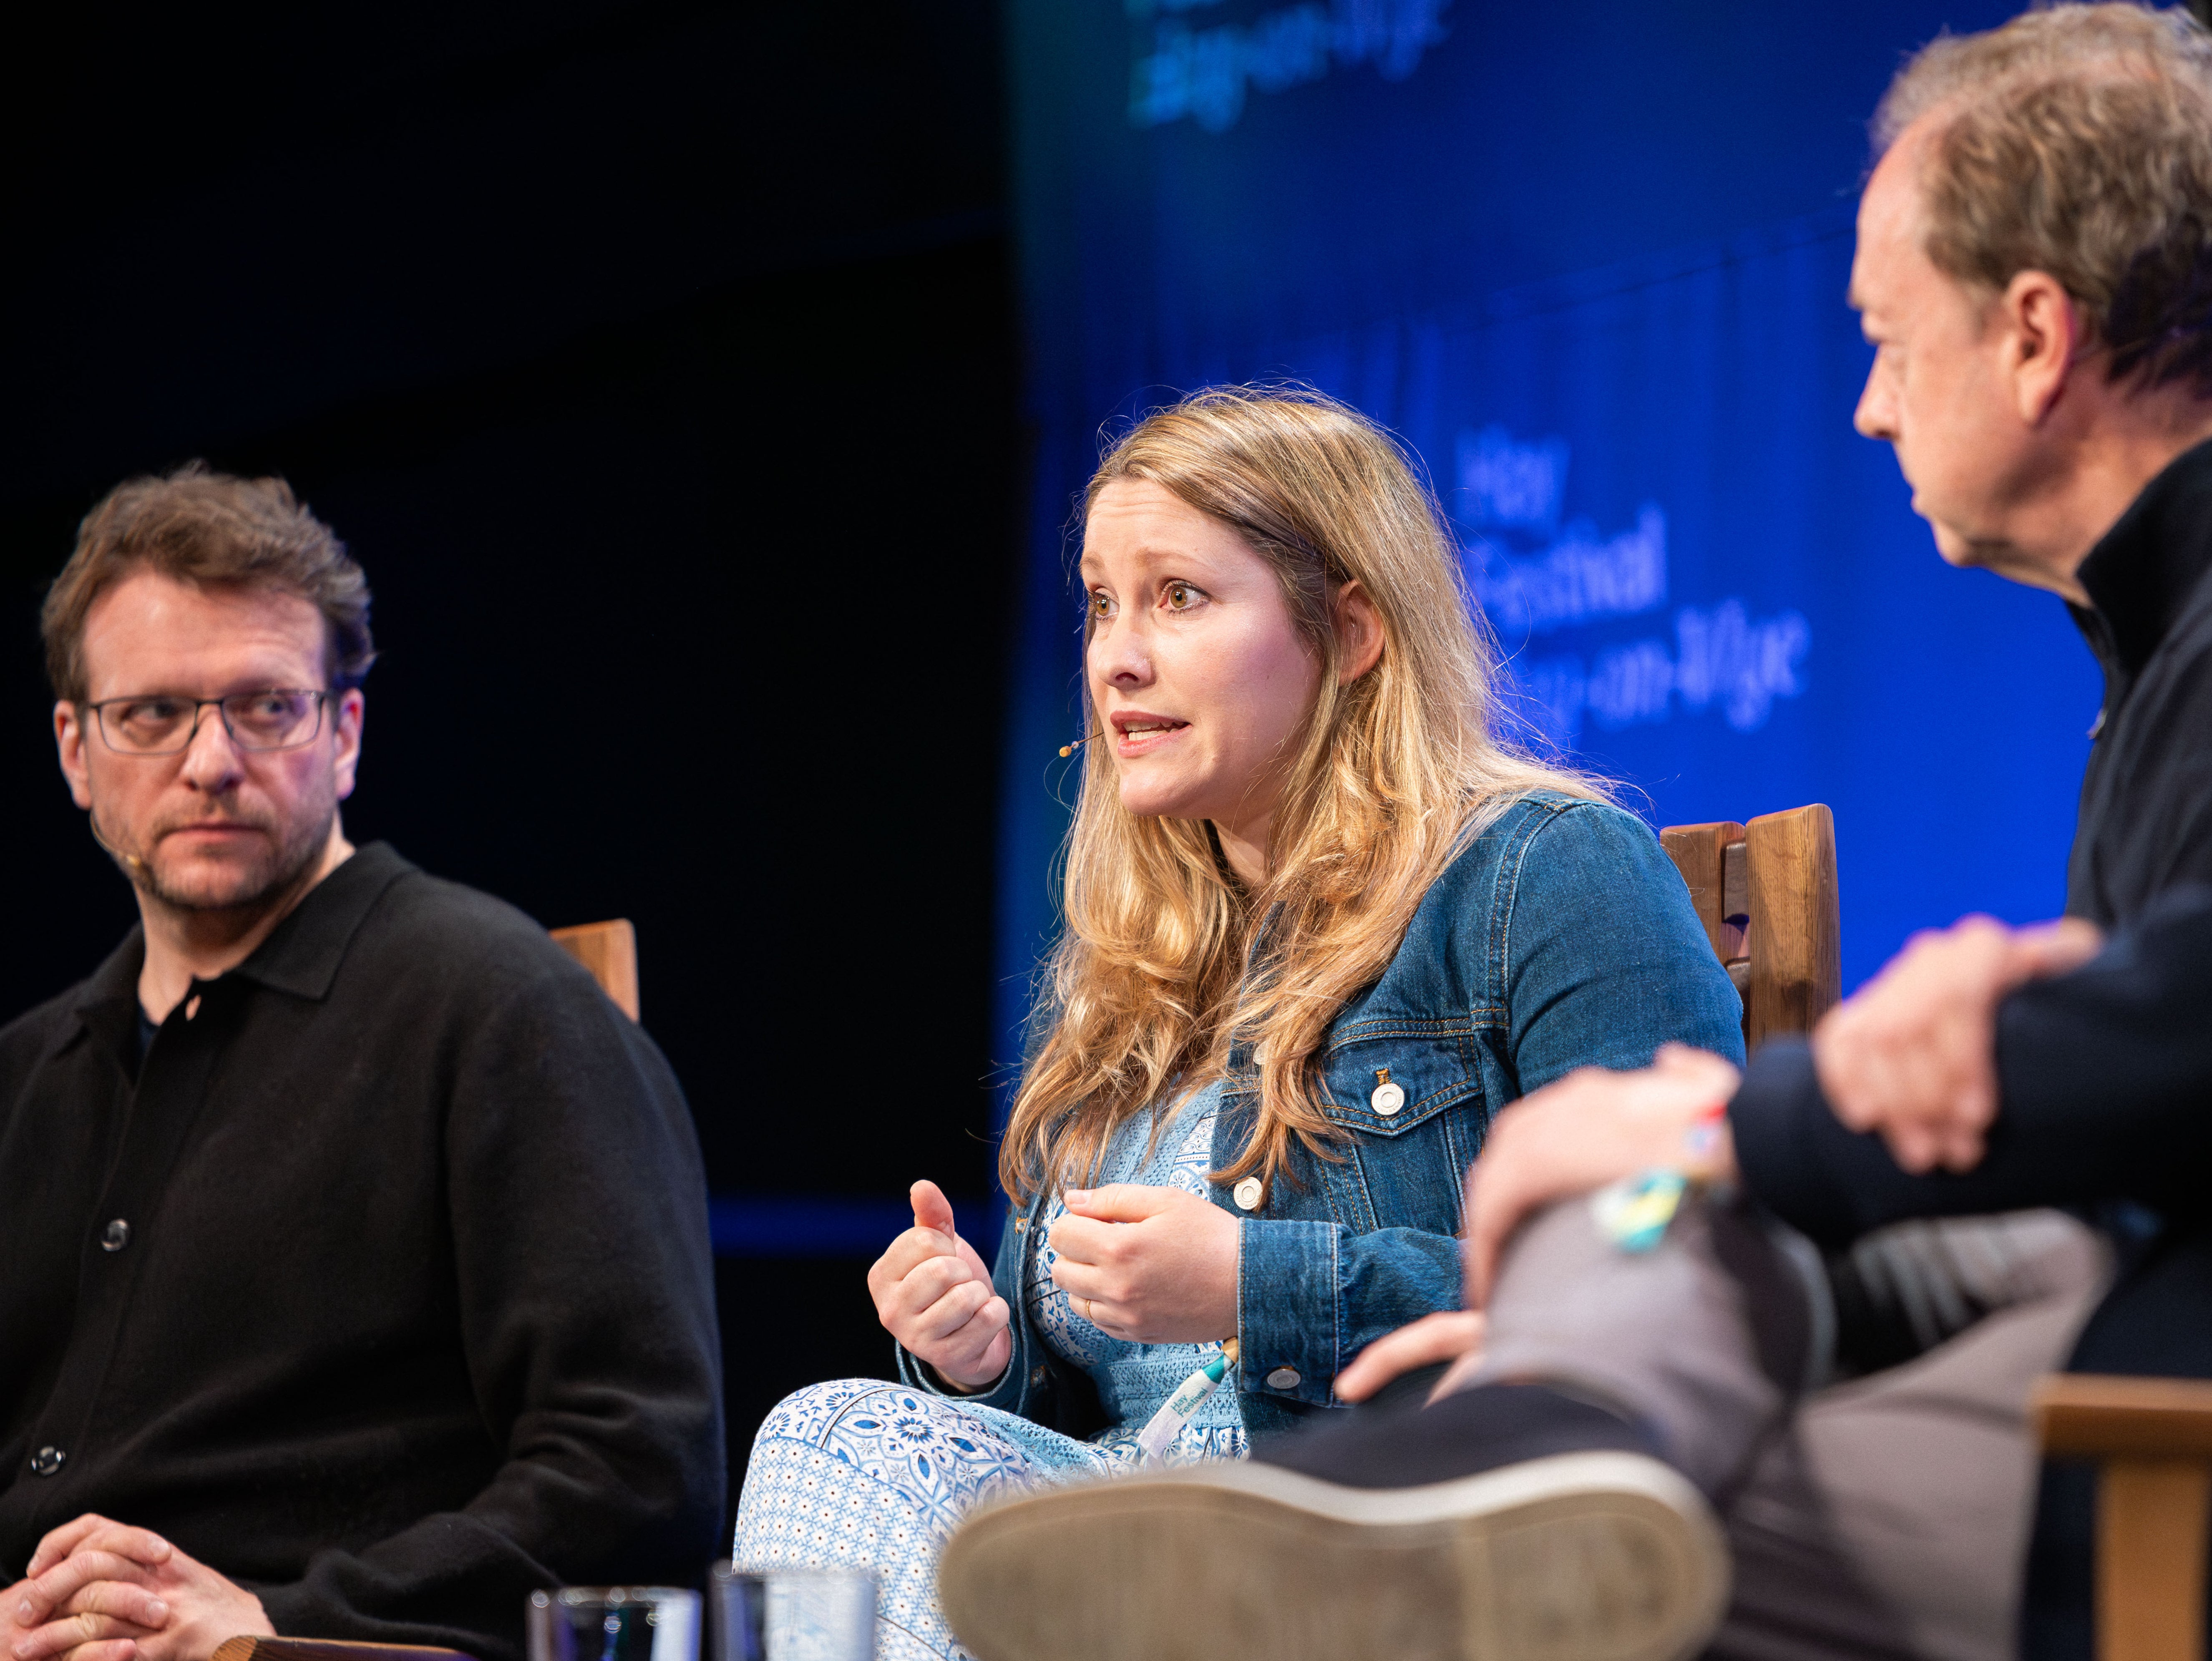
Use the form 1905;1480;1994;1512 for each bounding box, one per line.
2034;1374;2212;1661
2034;1373;2212;1458
213;1640;477;1661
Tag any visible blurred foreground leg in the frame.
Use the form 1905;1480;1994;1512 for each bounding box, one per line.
938;1446;1726;1661
937;1198;2100;1661
936;1195;1774;1661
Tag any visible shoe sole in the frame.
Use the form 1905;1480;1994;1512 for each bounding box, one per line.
939;1450;1729;1661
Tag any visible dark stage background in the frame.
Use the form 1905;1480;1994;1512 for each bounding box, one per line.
16;0;2212;1541
0;1;1017;1515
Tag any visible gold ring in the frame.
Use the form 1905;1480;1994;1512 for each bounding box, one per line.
1082;1297;1096;1324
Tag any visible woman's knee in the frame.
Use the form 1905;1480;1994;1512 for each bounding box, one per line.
750;1376;903;1453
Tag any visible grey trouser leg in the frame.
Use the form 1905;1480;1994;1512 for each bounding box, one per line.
1831;1212;2108;1368
1472;1194;1799;1496
1471;1197;2108;1661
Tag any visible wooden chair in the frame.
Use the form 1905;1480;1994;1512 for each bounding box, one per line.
551;917;640;1020
1660;803;1842;1050
2034;1374;2212;1661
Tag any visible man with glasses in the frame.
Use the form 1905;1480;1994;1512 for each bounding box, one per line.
0;464;723;1661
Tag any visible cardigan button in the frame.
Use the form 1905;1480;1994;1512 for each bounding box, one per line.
1232;1178;1264;1211
1265;1367;1301;1392
30;1445;65;1477
101;1219;131;1252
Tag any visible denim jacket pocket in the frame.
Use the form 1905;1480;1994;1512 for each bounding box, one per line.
1311;1022;1486;1237
1316;1019;1482;1132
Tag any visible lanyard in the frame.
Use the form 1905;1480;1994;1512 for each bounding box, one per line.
1134;1338;1240;1462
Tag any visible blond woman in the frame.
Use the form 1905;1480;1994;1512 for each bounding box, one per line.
730;386;1741;1660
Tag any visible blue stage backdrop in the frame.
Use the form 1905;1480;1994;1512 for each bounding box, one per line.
995;0;2103;1107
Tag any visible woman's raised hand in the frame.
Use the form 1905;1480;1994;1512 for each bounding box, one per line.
1048;1184;1239;1344
867;1180;1012;1391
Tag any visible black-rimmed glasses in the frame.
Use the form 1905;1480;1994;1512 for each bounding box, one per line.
85;689;335;755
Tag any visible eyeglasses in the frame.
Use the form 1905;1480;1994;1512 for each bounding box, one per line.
86;689;335;756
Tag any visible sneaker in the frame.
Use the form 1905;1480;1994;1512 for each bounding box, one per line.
938;1450;1729;1661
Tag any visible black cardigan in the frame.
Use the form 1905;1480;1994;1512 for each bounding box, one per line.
1732;885;2212;1251
0;844;724;1661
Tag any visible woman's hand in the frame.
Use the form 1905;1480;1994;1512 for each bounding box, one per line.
1333;1310;1486;1404
1048;1184;1239;1344
866;1180;1011;1392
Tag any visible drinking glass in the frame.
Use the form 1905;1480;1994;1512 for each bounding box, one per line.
709;1562;875;1661
526;1586;702;1661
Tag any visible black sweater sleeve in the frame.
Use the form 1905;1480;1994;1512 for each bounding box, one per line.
252;963;726;1661
1732;886;2212;1252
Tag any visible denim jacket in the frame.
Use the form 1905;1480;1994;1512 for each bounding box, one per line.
897;793;1746;1439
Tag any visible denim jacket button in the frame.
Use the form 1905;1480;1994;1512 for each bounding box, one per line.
1370;1081;1406;1115
1232;1177;1264;1211
1265;1367;1301;1391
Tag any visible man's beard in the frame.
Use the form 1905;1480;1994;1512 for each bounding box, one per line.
103;798;337;918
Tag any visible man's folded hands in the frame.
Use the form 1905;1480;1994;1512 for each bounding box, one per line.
5;1515;271;1661
1813;914;2104;1174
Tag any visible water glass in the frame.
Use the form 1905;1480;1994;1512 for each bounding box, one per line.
527;1586;702;1661
710;1562;875;1661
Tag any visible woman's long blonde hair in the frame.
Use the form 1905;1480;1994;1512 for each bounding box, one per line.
1000;386;1606;1202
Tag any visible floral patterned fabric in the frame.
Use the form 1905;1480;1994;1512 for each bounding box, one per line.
732;1082;1244;1660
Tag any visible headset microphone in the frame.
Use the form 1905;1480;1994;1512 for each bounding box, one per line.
1058;730;1105;758
88;808;149;874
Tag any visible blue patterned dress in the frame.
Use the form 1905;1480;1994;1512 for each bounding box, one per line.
731;1081;1245;1661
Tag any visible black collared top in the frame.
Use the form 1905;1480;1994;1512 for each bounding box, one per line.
1735;432;2212;1244
0;844;724;1661
2066;433;2212;926
1731;434;2212;1656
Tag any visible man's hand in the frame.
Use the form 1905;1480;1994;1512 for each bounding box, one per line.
1048;1183;1239;1345
1465;1045;1741;1306
6;1515;271;1661
1814;914;2103;1174
866;1180;1012;1392
1334;1310;1486;1404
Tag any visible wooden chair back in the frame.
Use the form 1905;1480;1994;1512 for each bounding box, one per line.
2035;1374;2212;1661
1659;804;1841;1050
550;917;640;1021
